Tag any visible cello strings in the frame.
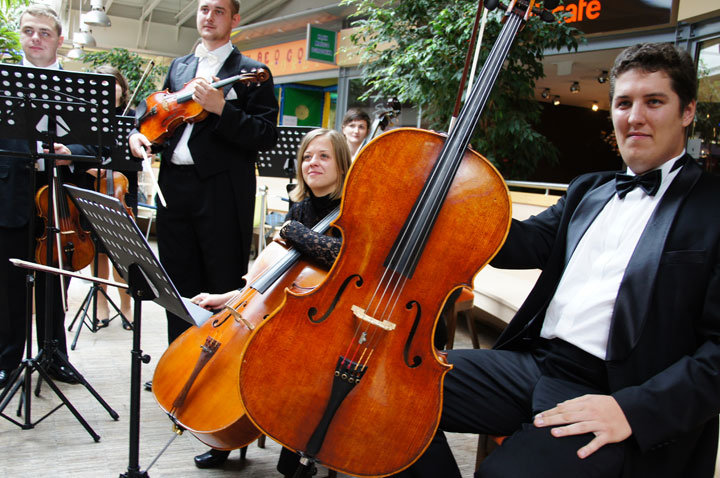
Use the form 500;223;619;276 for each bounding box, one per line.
346;12;523;361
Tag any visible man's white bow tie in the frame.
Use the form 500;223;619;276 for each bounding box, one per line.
195;44;219;65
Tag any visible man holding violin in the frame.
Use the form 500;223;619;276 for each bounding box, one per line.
128;0;277;398
0;5;82;388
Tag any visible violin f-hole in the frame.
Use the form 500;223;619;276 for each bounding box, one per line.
308;274;363;324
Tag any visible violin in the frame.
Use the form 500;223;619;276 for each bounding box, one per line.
151;209;338;450
86;168;133;218
35;170;96;272
138;69;270;145
237;1;556;476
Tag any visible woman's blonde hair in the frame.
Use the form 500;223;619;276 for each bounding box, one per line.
290;128;351;203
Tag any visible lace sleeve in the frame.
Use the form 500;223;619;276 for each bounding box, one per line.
279;220;341;269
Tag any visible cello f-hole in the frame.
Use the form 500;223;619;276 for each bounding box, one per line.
403;300;423;368
308;274;363;324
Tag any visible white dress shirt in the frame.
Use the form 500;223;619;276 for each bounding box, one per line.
540;151;686;359
171;41;236;165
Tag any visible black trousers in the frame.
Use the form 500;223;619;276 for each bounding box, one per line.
156;165;250;344
0;225;29;370
394;340;625;478
34;271;69;359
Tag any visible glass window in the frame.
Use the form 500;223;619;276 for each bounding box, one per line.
693;40;720;174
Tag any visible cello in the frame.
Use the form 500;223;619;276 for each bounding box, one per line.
151;209;339;450
238;1;557;476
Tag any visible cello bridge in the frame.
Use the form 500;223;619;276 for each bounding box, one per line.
223;305;254;330
351;305;396;331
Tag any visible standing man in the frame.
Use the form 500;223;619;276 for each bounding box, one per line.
0;5;79;388
394;43;720;478
128;0;277;367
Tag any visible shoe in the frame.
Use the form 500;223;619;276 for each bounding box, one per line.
122;319;134;331
46;364;80;384
0;369;13;388
144;380;152;392
194;448;230;469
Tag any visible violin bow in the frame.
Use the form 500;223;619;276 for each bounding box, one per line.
124;60;155;116
50;163;69;311
140;148;167;208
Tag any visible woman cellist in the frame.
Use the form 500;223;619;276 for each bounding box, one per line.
188;128;351;469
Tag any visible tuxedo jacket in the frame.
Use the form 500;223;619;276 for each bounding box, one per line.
0;138;74;229
490;157;720;476
134;47;278;254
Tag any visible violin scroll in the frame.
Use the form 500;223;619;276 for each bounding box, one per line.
238;68;269;86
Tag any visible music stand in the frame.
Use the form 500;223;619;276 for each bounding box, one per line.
68;115;141;348
257;125;315;178
0;64;117;440
63;185;211;478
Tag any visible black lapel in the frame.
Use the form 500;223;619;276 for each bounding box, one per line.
564;180;616;265
216;48;241;96
606;157;702;361
173;55;198;91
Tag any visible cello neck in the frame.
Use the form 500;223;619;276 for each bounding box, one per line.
385;11;524;279
251;206;340;293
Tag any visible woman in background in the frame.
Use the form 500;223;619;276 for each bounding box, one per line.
341;107;370;159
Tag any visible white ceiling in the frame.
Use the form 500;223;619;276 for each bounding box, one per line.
56;0;349;58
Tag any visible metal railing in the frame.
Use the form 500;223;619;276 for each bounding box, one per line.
505;180;568;195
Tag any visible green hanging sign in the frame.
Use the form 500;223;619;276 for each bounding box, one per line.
306;24;337;64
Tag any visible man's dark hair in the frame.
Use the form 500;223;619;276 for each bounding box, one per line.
610;43;697;112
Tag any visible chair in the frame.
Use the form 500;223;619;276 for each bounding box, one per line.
475;435;506;470
444;287;476;350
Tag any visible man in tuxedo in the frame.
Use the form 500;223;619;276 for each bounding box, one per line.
394;43;720;478
128;0;277;467
0;5;80;389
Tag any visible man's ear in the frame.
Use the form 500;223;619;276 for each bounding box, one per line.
231;14;241;29
682;100;696;128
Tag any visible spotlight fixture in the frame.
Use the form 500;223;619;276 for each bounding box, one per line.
74;23;96;47
591;101;599;112
552;96;560;106
541;88;550;99
570;81;580;93
66;44;85;59
597;70;609;84
83;0;111;27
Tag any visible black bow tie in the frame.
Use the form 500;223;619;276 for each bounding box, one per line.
615;169;662;199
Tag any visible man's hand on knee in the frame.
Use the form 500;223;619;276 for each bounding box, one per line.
533;394;631;459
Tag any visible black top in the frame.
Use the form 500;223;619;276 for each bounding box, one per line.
280;192;341;269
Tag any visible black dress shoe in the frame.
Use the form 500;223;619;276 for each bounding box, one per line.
0;369;13;388
144;380;152;392
46;364;79;384
194;448;230;469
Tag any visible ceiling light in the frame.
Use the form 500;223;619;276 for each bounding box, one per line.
597;70;609;84
591;101;599;112
83;0;111;27
66;44;85;59
74;23;96;47
552;96;560;106
541;88;550;99
570;81;579;93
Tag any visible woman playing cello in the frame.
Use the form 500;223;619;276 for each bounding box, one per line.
188;127;351;469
